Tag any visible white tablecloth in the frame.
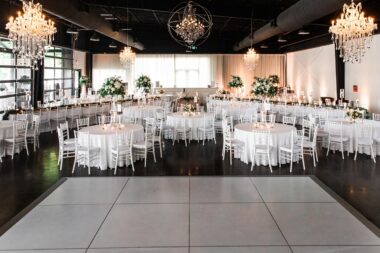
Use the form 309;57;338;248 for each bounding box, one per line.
122;105;162;120
79;124;144;170
0;120;21;156
166;112;214;140
234;123;296;166
323;119;380;155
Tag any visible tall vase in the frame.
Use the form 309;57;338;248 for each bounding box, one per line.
80;85;87;99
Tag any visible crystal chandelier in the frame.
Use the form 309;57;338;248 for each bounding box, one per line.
6;0;57;69
120;46;135;66
244;48;260;70
244;12;259;70
329;0;377;63
168;1;212;49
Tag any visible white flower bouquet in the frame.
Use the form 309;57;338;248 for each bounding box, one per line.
252;75;279;98
99;76;125;98
136;74;152;94
228;76;244;88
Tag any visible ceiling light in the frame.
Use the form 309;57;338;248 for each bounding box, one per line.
298;28;310;35
66;27;79;35
90;32;100;42
168;0;213;48
120;46;135;66
260;44;269;49
329;0;377;63
109;41;117;48
121;27;133;31
104;17;118;21
100;13;113;17
277;36;287;43
6;0;57;70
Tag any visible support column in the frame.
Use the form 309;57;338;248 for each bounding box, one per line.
32;62;44;107
335;50;345;101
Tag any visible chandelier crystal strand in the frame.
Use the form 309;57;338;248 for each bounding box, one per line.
244;48;260;70
120;46;135;66
329;0;377;63
120;0;135;67
244;10;259;70
6;0;56;69
168;1;212;48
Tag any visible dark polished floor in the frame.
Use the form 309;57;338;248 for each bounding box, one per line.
0;131;380;231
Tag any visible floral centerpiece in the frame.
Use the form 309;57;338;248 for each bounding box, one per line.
183;104;196;112
99;76;125;98
252;75;279;99
136;75;152;94
216;89;230;95
346;107;368;120
79;75;91;87
228;75;244;88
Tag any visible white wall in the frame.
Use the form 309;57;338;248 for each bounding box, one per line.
286;44;337;100
345;35;380;113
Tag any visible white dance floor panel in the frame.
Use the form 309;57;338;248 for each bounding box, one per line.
0;177;379;253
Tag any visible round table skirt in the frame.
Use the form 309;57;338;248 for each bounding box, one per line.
234;123;296;166
323;119;380;155
122;106;162;120
166;112;214;140
79;124;144;170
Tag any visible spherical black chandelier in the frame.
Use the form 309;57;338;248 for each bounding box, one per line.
167;1;213;50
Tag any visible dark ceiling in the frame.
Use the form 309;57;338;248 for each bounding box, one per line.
1;0;380;54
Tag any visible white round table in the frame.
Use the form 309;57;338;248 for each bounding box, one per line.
122;105;162;120
234;123;296;166
166;112;214;140
324;119;380;155
79;124;144;170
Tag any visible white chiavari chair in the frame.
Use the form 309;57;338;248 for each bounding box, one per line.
59;121;75;145
282;116;296;126
132;120;157;167
326;121;349;159
26;115;41;151
76;117;90;131
4;121;29;159
279;130;305;172
197;115;216;145
67;105;82;128
72;130;101;174
355;123;376;163
250;129;274;172
98;115;112;125
50;106;67;131
172;117;192;147
111;131;134;175
57;126;75;171
221;119;244;166
303;125;319;167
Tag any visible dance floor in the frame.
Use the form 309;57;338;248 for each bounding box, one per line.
0;177;379;252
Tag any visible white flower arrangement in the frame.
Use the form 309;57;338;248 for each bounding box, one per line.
136;74;152;94
252;75;279;98
228;76;244;88
99;76;125;98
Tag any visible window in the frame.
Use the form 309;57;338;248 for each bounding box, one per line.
43;47;73;102
0;37;32;111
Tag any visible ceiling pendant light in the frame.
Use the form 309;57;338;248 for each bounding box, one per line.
6;0;57;69
109;41;117;48
119;0;135;67
244;10;259;70
329;0;377;63
168;0;212;49
90;32;100;42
